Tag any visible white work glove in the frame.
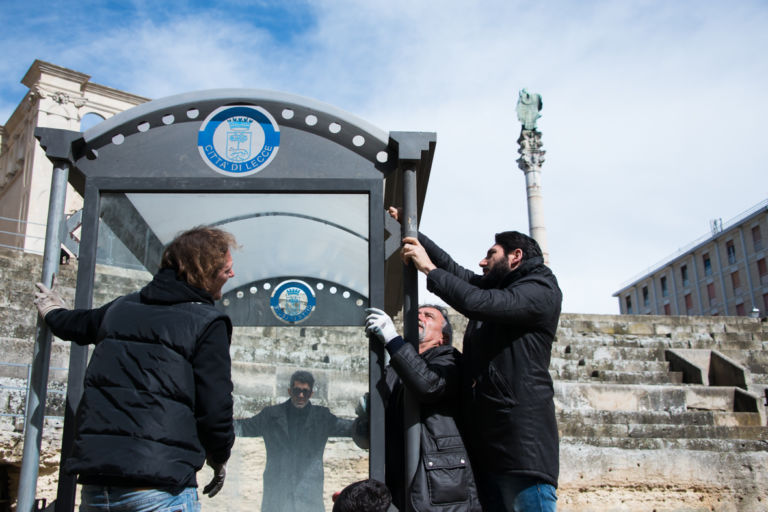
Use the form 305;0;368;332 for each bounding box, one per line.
365;308;399;344
355;392;370;417
203;458;226;498
34;275;67;319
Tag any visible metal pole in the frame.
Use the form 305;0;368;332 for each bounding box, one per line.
402;166;420;511
17;161;69;512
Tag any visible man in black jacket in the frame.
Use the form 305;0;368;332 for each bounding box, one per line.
365;305;481;512
33;226;238;512
234;370;354;512
394;208;562;512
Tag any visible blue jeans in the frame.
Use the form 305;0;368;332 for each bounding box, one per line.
80;486;200;512
483;475;557;512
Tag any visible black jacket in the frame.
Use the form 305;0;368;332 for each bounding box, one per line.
384;338;481;511
420;233;562;487
235;400;354;512
45;268;234;488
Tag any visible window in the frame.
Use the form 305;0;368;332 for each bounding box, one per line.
764;293;768;315
736;303;745;316
684;293;693;313
702;253;712;276
731;271;741;293
726;240;736;265
681;265;689;287
753;226;763;251
663;304;671;315
707;283;716;306
660;276;668;297
758;258;767;280
625;295;633;314
642;286;649;307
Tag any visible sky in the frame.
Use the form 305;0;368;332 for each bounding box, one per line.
1;0;767;314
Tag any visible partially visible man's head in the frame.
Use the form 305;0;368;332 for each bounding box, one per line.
161;226;237;299
417;304;452;353
289;370;315;409
478;231;542;289
494;231;542;261
332;479;391;512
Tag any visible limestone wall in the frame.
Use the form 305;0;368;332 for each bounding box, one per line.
2;247;768;511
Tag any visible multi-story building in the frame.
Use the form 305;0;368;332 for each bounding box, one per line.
0;60;147;254
614;199;768;317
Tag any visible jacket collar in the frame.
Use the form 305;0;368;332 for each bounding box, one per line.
139;267;215;305
499;256;545;288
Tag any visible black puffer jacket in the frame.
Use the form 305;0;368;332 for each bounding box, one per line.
384;339;481;511
45;268;234;488
420;233;562;487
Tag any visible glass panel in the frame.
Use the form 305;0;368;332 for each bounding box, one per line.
90;192;370;511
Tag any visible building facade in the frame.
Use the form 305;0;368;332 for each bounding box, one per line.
614;199;768;317
0;60;147;254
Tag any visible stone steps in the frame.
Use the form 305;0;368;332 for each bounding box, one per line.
551;356;670;373
558;409;762;427
555;382;746;413
558;344;667;361
550;367;683;385
560;435;768;452
556;333;694;350
559;420;767;440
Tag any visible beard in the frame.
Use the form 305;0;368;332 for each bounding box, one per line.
479;260;512;289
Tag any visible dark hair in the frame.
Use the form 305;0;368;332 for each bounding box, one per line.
494;231;542;261
160;226;237;294
332;479;391;512
420;304;452;345
290;370;315;390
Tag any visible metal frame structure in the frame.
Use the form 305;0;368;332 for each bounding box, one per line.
24;89;436;512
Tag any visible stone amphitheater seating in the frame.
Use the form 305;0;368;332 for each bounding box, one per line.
1;247;767;510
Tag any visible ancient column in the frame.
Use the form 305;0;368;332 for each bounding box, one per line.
516;89;549;264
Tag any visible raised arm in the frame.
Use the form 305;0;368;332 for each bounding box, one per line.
427;267;561;328
387;339;458;404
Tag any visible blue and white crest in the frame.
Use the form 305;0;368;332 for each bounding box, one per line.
270;280;316;324
197;105;280;177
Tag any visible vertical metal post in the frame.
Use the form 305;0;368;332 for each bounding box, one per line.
402;166;420;511
56;182;100;512
17;162;69;512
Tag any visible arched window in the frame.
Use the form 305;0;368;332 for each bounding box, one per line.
80;112;105;131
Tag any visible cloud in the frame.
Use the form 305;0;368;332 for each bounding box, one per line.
2;0;767;314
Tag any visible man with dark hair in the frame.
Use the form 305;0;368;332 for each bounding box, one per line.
33;226;238;511
391;207;562;512
364;304;481;511
235;370;355;512
332;479;391;512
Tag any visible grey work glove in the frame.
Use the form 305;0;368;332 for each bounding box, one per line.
203;459;226;498
34;275;67;319
365;308;399;345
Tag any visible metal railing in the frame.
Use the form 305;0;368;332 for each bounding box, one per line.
0;362;67;432
0;215;46;254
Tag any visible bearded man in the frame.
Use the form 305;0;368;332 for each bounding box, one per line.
365;304;480;511
392;207;562;512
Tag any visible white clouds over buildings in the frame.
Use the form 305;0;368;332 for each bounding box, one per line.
2;0;766;313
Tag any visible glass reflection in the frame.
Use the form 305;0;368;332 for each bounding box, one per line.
91;192;370;511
